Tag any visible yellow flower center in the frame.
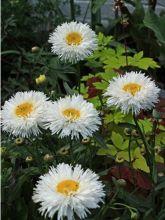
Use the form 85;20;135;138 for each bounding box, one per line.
63;108;80;121
15;102;33;118
65;32;82;45
56;180;79;196
123;83;142;96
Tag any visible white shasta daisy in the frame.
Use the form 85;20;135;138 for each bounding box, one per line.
48;21;97;63
44;94;101;139
32;163;105;220
1;91;50;138
104;71;160;115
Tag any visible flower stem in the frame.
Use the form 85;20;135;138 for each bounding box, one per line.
76;63;81;93
133;114;152;171
70;0;75;21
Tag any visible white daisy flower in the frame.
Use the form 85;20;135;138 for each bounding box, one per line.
1;91;50;138
48;21;97;63
104;71;160;115
32;163;105;220
44;94;101;139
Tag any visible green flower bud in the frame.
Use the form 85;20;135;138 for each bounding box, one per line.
115;156;124;163
43;154;54;162
131;211;139;220
15;137;24;145
124;128;132;136
25;156;33;162
81;137;90;144
116;179;127;187
31;46;40;53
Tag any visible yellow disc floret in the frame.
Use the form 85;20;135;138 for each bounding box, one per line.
123;83;141;96
63;108;80;121
56;179;79;196
15;102;33;118
65;32;82;45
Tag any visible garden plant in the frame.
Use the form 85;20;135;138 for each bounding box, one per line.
1;0;165;220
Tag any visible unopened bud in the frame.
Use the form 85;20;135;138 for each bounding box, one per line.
25;156;33;162
124;128;132;136
131;129;139;137
57;146;70;155
81;137;90;144
116;178;127;187
31;46;40;53
15;137;24;145
115;156;124;163
43;154;54;162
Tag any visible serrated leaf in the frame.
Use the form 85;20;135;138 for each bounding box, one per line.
139;119;153;133
97;145;117;156
155;132;165;145
134;51;143;60
111;132;123;149
93;81;108;90
133;157;150;173
116;151;132;161
155;154;164;163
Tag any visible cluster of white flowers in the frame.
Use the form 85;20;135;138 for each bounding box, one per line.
1;21;161;220
1;92;101;139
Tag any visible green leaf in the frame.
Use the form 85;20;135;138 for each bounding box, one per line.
93;81;108;90
155;154;164;163
111;132;123;149
134;51;143;60
93;132;107;148
63;82;74;95
155;132;165;145
133;157;150;173
144;10;165;45
116;151;133;161
139;119;153;133
1;50;21;55
97;145;117;156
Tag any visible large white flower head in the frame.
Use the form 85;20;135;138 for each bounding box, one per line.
104;71;160;115
44;94;101;139
48;21;98;63
32;163;105;220
1;91;50;138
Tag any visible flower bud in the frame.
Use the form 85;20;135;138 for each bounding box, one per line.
131;211;138;220
15;137;24;145
124;128;132;136
25;156;33;163
131;129;139;137
35;74;46;85
0;147;8;157
116;178;127;187
43;154;54;162
154;145;161;154
158;172;164;177
57;146;70;155
115;156;124;163
31;46;40;53
81;137;90;144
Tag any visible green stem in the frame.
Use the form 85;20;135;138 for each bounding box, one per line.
133;114;152;169
70;0;75;21
76;63;81;93
69;138;74;164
